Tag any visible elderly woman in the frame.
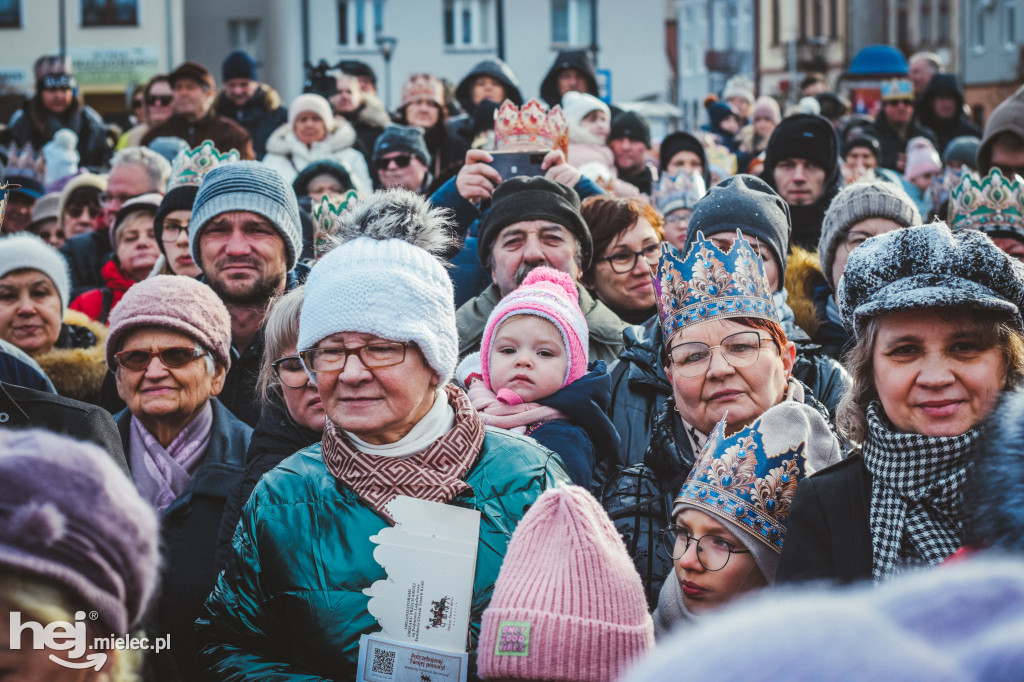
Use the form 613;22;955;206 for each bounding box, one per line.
395;73;469;179
58;172;106;238
0;429;159;682
215;285;326;569
0;233;107;402
602;219;839;605
197;190;569;678
262;92;372;194
778;224;1024;583
106;275;252;680
70;194;162;322
581;195;665;325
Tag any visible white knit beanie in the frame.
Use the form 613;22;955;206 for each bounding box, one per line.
298;236;457;381
288;92;335;128
0;233;71;316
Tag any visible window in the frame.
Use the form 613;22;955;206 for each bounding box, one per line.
81;0;138;27
938;0;950;43
338;0;384;48
771;0;780;45
0;0;21;28
444;0;492;48
972;0;985;49
1004;0;1017;47
920;0;931;43
551;0;594;47
228;19;261;60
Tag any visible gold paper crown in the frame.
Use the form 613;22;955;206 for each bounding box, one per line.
312;190;360;256
401;74;444;107
167;140;240;191
494;99;568;156
949;169;1024;235
3;142;46;185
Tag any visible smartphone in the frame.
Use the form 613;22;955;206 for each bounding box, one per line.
487;151;548;182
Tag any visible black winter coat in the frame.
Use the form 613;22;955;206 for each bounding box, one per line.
6;99;113;169
866;112;937;172
776;453;873;584
60;229;111;300
118;399;252;682
215;86;288;160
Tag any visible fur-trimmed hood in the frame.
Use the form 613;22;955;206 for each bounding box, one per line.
342;95;392;130
784;246;827;337
34;309;108;404
265;117;357;157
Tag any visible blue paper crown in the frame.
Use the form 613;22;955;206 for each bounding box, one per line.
653;230;779;340
652;171;706;215
676;414;807;553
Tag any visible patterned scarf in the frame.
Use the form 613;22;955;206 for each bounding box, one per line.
861;401;977;582
321;384;485;524
128;402;213;514
465;380;568;434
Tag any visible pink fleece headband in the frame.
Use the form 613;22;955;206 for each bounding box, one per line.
480;267;589;391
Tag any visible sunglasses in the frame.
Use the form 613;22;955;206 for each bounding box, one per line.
115;346;205;371
885;99;913;107
132;98;144;109
66;202;101;218
147;94;174;106
374;154;414;170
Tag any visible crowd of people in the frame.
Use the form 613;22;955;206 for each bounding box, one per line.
0;45;1023;681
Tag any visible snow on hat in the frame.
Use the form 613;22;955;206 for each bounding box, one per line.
298;189;458;381
839;222;1024;338
105;275;233;372
288;92;335;128
479;266;589;392
0;429;159;634
904;136;942;182
0;233;71;316
819;180;921;290
478;486;654;682
190;161;303;271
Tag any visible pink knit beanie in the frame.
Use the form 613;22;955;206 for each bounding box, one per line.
477;486;654;682
105;275;232;371
479;267;589;391
904;136;942;182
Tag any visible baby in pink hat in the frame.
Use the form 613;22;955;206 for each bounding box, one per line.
457;267;619;487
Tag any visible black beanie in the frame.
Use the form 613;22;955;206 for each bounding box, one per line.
842;134;881;162
764;114;838;178
683;174;791;289
609;111;651;148
477;176;592;268
153;185;198;256
659;131;707;173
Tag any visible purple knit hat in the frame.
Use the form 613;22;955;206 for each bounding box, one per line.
105;275;232;371
478;486;654;681
0;429;159;633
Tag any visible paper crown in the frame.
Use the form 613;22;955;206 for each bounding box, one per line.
494;98;568;156
949;169;1024;238
401;74;444;107
312;190;359;255
652;171;706;215
676;413;806;553
167;140;240;191
881;78;913;101
3;142;46;185
0;181;18;228
654;231;779;340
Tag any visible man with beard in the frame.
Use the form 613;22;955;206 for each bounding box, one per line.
188;162;307;426
455;176;627;365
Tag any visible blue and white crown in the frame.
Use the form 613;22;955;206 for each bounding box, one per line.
676;414;806;553
652;171;706;216
168;140;240;191
654;230;779;340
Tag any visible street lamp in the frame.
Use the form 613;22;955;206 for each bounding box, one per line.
376;36;397;110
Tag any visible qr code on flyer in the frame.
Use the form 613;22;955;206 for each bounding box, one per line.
372;647;396;675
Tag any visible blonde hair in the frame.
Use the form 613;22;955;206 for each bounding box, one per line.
257;285;305;406
0;571;142;682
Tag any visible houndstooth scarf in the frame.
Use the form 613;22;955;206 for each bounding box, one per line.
861;401;977;582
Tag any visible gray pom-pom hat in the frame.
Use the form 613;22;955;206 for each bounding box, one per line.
838;222;1024;339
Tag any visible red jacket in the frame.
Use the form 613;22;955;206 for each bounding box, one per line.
69;260;135;324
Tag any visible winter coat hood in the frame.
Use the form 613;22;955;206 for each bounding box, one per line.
978;84;1024;174
540;49;600;107
455;59;523;113
34;309;108;403
537;360;620;468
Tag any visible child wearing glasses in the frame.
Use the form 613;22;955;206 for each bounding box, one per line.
654;400;839;636
457;266;619;488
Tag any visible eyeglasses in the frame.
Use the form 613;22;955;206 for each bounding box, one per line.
161;221;190;242
98;192;135;208
299;341;409;374
664;212;690;227
132;98;145;109
668;331;771;377
374;154;414;171
661;526;750;571
599;243;662;273
115;346;205;371
272;355;310;388
66;202;101;218
146;94;173;106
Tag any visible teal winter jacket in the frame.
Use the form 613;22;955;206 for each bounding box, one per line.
196;427;570;680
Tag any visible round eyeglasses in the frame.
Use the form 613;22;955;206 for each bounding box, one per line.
599;243;661;274
272;355;310;388
668;331;770;377
661;525;750;571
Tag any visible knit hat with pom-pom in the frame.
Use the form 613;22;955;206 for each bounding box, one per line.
477;486;655;681
0;429;159;634
479;266;589;391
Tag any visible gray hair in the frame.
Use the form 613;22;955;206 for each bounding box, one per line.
258;285;305;406
909;52;943;74
110;147;172;193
